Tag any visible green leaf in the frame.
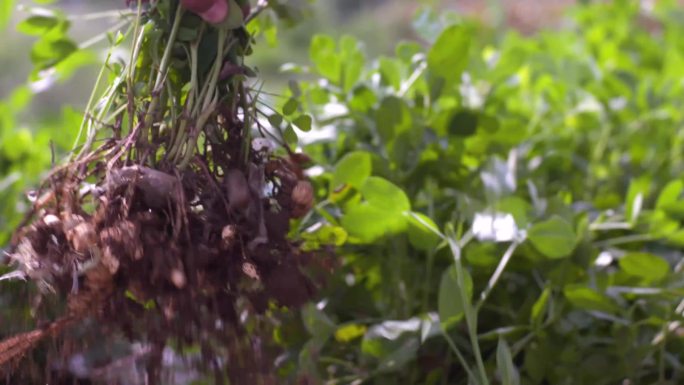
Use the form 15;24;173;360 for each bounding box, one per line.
656;180;683;209
619;252;669;282
361;319;422;373
0;0;14;31
293;114;312;132
2;129;33;161
108;30;125;46
396;41;422;64
341;178;410;242
267;113;283;128
301;303;336;339
427;24;471;88
497;338;520;385
406;212;442;251
30;37;77;69
310;34;340;84
349;85;377;112
530;287;551;327
528;216;576;259
16;15;59;36
377;338;420;373
283;124;298;147
524;341;549;382
282;98;298;116
563;285;618;313
263;23;278;46
375;96;412;143
298;338;324;380
661;201;684;220
379;57;402;90
438;266;473;330
302;225;348;250
309;86;329;105
625;177;650;223
448;109;479;137
496;196;532;229
361;177;410;212
341;205;406;243
51;49;97;83
339;35;364;92
334;323;366;343
332;151;372;190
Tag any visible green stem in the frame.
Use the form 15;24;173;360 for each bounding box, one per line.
658;306;671;382
177;27;228;169
72;51;113;160
446;230;489;385
78;19;130;50
140;3;184;149
103;103;128;125
421;249;436;312
126;3;146;133
442;331;479;383
476;240;521;312
421;190;438;313
178;98;216;168
78;75;121;157
166;43;199;162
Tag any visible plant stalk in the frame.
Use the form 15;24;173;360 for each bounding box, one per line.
446;230;489;385
140;3;184;151
476;240;521;312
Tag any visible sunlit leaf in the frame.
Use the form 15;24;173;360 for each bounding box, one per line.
334;323;367;343
17;15;59;36
0;0;14;31
310;34;340;83
332;151;372;190
427;24;471;88
342;204;406;243
656;180;683;209
361;177;410;212
339;35;364;92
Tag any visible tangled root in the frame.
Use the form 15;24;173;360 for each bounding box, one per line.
1;145;330;381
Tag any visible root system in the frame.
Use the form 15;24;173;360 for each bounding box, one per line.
1;1;329;383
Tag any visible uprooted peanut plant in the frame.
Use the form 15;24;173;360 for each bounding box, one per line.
1;0;326;383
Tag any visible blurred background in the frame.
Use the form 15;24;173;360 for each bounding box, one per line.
4;1;684;383
0;0;583;117
0;0;587;247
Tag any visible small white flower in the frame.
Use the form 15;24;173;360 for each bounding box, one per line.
472;212;518;242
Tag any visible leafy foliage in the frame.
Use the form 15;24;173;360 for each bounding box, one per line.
5;0;684;384
270;1;684;384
